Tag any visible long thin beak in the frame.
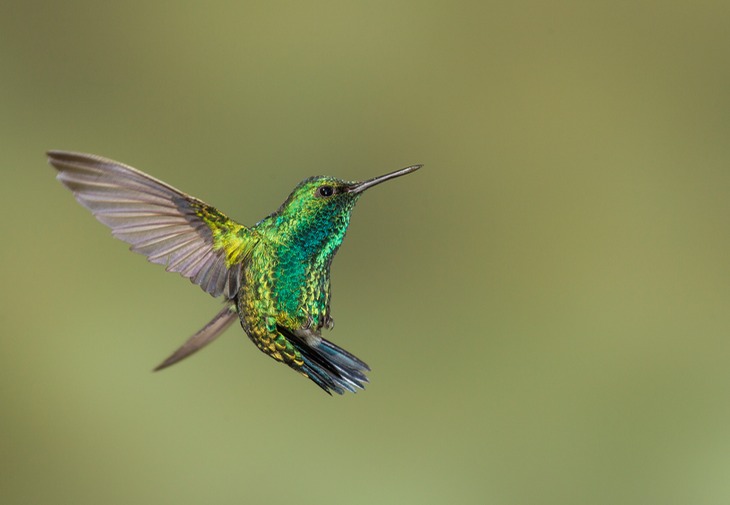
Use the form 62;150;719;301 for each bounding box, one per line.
348;164;423;194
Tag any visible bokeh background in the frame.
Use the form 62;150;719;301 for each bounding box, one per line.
2;1;730;504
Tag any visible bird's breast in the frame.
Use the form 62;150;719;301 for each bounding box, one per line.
240;246;331;333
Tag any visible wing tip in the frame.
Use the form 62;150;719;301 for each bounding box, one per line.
47;149;81;164
153;305;237;372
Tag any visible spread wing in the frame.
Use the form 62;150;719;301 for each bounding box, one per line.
48;150;257;298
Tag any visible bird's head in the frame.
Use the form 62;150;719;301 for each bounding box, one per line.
265;164;422;257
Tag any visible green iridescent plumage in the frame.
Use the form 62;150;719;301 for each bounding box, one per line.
48;150;421;394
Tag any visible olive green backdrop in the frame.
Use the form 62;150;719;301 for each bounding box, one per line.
2;1;729;504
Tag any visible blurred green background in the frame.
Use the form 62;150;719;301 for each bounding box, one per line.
2;1;730;504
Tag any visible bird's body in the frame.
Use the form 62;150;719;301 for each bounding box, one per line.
48;151;420;394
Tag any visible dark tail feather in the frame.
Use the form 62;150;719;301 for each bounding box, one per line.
278;326;370;395
154;304;237;371
301;338;371;395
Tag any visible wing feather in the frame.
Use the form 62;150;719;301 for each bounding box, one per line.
48;150;257;298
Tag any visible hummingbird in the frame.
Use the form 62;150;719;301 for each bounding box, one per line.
48;151;421;394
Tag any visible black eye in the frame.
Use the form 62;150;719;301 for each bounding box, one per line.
317;185;334;197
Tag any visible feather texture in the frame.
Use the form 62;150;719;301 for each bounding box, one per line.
277;325;370;394
48;151;253;298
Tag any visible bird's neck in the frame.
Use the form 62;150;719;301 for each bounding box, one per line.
261;210;352;265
